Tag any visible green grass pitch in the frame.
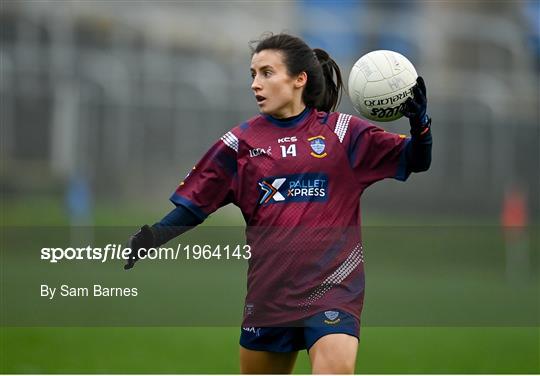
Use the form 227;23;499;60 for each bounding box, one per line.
1;197;538;373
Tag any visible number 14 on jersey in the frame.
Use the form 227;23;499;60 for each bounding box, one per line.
280;144;297;158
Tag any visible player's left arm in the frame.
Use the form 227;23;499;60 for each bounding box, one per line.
401;76;432;173
346;76;432;186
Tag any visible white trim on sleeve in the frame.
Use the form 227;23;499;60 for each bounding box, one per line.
221;131;239;152
334;113;352;143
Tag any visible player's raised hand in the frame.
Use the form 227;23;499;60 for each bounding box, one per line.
401;76;431;136
401;76;427;119
124;224;154;270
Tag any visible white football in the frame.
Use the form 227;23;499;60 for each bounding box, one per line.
348;50;418;122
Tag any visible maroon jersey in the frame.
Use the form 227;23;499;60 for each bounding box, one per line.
171;108;410;326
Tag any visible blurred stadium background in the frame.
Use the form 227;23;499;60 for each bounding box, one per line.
1;0;539;374
1;0;538;220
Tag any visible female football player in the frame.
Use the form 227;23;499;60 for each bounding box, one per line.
125;33;432;374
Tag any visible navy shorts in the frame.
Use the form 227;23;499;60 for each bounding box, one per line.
239;309;359;352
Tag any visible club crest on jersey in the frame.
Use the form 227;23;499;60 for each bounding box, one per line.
308;136;327;158
324;310;341;325
258;173;328;205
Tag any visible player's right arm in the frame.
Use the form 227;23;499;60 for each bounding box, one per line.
123;206;202;270
124;130;239;270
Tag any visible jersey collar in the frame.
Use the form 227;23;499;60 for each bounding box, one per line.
263;107;312;128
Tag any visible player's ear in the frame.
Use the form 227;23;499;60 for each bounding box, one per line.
295;71;307;89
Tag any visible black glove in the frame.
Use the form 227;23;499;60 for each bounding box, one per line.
401;76;431;137
124;225;154;270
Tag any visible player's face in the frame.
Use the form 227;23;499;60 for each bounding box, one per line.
250;50;306;119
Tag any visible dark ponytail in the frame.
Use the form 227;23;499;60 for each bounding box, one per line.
313;48;343;113
251;33;344;113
